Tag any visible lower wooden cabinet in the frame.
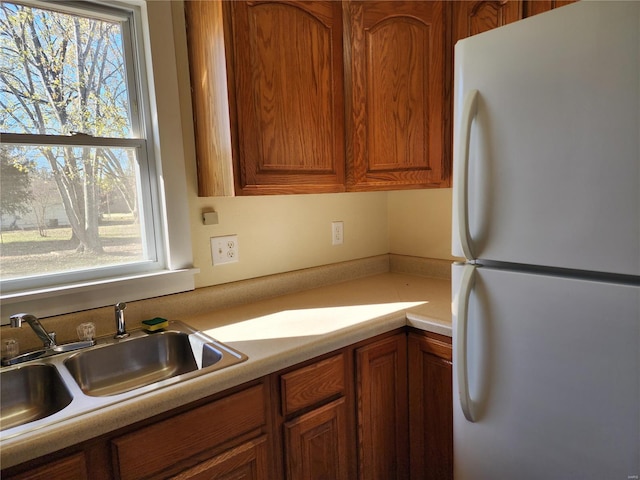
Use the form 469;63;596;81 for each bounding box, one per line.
356;333;409;480
278;352;353;480
3;329;453;480
284;398;349;480
408;331;453;480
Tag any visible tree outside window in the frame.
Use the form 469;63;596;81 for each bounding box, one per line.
1;1;153;282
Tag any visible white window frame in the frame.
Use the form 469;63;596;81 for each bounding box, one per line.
1;0;195;323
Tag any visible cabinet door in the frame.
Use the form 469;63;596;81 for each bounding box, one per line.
284;398;349;480
524;0;575;17
226;1;345;195
355;333;408;480
453;0;522;42
344;2;450;191
408;332;452;480
170;436;270;480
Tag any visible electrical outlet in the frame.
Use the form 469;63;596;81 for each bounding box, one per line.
331;221;344;246
211;235;239;265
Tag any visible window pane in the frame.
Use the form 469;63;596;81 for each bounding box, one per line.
0;144;151;281
0;2;133;137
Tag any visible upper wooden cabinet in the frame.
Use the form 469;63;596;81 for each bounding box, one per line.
186;0;577;196
186;0;451;196
453;0;523;42
524;0;576;18
187;1;346;195
453;0;576;43
224;1;346;195
344;1;451;191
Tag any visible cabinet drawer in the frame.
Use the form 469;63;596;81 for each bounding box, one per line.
280;353;345;416
4;453;88;480
112;384;266;480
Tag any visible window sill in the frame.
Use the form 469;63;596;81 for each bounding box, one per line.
1;268;198;323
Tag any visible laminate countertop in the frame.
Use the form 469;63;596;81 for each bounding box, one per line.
1;272;451;468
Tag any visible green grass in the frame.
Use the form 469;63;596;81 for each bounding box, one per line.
0;223;144;279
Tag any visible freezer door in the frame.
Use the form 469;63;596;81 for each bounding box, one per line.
452;263;639;480
452;1;640;276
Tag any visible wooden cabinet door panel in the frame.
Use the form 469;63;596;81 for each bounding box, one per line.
228;1;345;194
356;333;408;480
408;332;452;480
345;1;449;190
453;0;522;42
170;436;270;480
524;0;575;17
284;398;349;480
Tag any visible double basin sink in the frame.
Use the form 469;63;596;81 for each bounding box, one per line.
0;321;247;437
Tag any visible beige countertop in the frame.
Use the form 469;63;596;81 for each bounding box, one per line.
1;272;451;469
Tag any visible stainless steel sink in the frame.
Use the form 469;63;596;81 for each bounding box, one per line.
63;323;247;397
64;331;199;396
0;321;247;438
0;364;72;431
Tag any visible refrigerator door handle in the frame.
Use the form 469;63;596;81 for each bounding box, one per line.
456;263;477;422
455;89;479;261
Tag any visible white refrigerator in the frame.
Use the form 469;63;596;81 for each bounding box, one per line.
451;2;639;479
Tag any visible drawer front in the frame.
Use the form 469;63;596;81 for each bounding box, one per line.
4;453;88;480
280;353;345;416
112;384;266;480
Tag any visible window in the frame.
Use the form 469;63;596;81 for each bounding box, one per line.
0;0;194;320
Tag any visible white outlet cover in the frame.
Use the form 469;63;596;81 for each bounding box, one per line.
331;221;344;245
211;235;239;265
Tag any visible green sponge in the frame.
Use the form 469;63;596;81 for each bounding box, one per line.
142;317;169;332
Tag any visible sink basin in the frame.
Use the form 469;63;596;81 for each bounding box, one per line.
0;364;72;431
64;331;199;397
64;325;247;397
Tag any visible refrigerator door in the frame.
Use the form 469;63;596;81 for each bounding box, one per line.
452;1;640;276
452;263;640;479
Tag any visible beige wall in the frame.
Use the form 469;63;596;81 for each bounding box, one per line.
168;1;453;289
388;189;458;261
190;192;390;287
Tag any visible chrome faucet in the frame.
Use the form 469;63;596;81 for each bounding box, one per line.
9;313;57;349
114;302;129;338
